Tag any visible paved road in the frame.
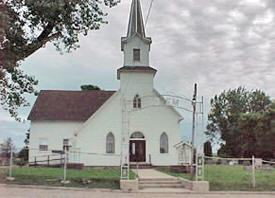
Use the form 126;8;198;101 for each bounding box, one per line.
0;185;274;198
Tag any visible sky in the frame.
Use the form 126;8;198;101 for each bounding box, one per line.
0;0;275;151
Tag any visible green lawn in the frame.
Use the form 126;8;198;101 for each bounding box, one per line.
205;165;275;191
158;165;275;191
0;167;136;189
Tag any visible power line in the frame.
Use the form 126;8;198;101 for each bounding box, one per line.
145;0;154;27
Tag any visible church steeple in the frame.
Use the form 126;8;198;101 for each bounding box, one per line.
121;0;152;67
117;0;157;95
127;0;146;39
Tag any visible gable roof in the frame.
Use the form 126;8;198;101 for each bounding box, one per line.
174;141;192;148
28;90;116;121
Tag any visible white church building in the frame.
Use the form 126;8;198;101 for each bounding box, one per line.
28;0;192;167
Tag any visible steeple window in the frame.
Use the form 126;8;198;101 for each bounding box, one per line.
133;94;141;109
133;49;140;61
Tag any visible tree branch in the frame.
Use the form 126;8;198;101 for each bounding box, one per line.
21;32;61;59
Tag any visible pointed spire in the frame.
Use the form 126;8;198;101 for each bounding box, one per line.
127;0;146;38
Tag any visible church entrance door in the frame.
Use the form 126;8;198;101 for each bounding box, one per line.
129;140;146;162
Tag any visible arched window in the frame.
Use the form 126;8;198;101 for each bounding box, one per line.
133;94;141;109
160;132;168;153
106;132;115;153
130;132;145;139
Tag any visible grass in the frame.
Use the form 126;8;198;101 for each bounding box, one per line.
205;165;275;191
158;165;275;191
0;167;136;189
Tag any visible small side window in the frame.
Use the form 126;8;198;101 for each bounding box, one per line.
133;49;140;61
39;145;48;151
63;139;71;151
39;138;48;151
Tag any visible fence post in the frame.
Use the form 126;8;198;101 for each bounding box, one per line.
47;155;50;167
61;147;69;184
252;155;256;188
7;145;14;180
9;146;13;177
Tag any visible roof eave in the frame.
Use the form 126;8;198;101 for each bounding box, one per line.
121;34;152;51
117;66;157;79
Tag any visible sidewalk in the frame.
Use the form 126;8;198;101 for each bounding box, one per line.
133;169;176;179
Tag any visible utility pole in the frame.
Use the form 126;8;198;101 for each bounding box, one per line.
190;83;197;180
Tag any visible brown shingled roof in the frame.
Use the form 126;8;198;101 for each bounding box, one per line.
28;90;116;121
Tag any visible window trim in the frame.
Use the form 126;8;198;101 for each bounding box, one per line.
39;145;48;151
106;132;115;154
63;139;71;151
39;138;48;152
133;48;141;61
133;94;141;109
160;132;169;154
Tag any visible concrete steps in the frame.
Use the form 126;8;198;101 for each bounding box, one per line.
130;163;153;169
139;178;184;189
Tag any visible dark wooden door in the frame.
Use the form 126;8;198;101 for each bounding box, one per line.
129;140;146;162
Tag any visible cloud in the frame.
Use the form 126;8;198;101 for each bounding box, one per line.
0;111;13;122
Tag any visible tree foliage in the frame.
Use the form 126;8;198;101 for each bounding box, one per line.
203;141;213;157
81;84;101;91
0;137;14;158
0;0;119;120
18;130;30;163
18;147;28;162
24;129;30;146
236;101;275;158
206;87;272;157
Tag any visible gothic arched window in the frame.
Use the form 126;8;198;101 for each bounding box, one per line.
106;132;115;153
160;132;169;153
133;94;141;109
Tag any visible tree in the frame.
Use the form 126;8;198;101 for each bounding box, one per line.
18;147;28;163
236;101;275;158
217;144;227;158
18;130;30;162
206;87;271;157
203;141;212;157
0;0;119;121
81;84;101;91
0;137;14;159
24;129;30;146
